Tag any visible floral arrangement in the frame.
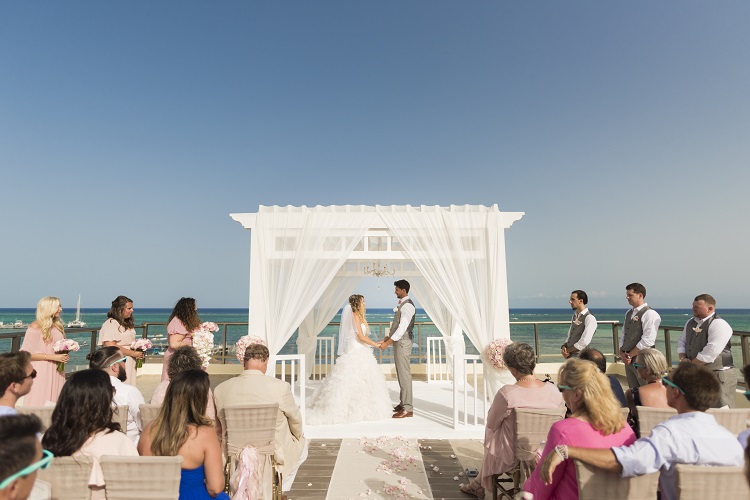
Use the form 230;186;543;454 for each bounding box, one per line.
130;338;153;369
193;322;219;369
234;335;266;363
486;338;513;370
52;339;80;372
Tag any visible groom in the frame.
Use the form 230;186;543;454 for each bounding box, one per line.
380;279;416;418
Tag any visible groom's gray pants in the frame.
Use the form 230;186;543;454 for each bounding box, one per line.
394;336;413;412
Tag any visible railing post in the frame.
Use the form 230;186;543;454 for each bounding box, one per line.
221;324;228;364
742;336;750;371
611;324;619;362
663;329;673;366
90;330;97;355
533;324;540;362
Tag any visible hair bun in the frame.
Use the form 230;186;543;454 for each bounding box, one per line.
85;352;94;361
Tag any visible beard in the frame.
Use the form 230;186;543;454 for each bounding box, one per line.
117;365;127;382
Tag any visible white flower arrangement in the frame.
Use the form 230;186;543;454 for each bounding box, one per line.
486;338;513;370
234;335;266;363
192;322;219;369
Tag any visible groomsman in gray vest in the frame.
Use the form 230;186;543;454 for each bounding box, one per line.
561;290;597;359
677;294;736;408
620;283;661;388
380;279;416;419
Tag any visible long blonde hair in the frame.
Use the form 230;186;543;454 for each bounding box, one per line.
559;358;624;435
36;296;64;343
350;294;368;329
149;369;212;457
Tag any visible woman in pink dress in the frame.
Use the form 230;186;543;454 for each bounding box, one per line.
459;343;564;498
98;295;143;386
161;297;202;381
524;358;637;500
19;296;69;406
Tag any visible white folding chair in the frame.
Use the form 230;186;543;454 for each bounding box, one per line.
221;403;282;500
635;405;677;438
493;407;567;500
17;405;55;432
676;464;750;499
706;408;750;435
100;455;182;500
112;404;129;430
575;459;659;499
139;403;162;429
36;456;93;500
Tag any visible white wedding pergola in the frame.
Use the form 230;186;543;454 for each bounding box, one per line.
230;204;524;396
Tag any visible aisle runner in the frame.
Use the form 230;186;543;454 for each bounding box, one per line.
326;437;432;500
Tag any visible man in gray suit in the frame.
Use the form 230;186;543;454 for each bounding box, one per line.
380;279;416;419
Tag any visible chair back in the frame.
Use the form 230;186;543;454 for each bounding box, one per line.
575;460;659;500
635;406;677;437
675;464;750;499
514;407;567;462
222;403;279;458
112;405;129;430
139;403;162;429
17;405;55;432
100;455;183;500
37;456;93;500
706;408;750;435
620;407;630;420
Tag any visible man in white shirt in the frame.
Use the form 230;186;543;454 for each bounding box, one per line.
0;351;35;417
678;293;736;407
561;290;597;359
620;282;661;388
89;346;145;443
538;363;744;500
380;279;417;418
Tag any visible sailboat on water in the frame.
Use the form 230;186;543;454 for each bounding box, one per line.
67;294;87;328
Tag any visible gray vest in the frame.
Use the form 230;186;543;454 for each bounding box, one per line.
684;314;733;370
621;306;651;352
389;299;415;340
565;311;590;350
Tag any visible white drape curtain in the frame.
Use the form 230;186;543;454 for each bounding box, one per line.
254;206;376;354
408;276;466;378
296;276;361;378
376;205;508;396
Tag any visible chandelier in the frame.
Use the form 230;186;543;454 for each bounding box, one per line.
363;261;395;277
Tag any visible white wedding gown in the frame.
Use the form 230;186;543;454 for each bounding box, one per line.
307;318;392;425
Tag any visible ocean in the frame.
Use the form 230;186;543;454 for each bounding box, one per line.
2;308;750;368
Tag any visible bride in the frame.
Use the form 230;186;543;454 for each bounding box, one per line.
307;294;393;425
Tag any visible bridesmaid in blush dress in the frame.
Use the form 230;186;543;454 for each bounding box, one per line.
161;297;202;381
98;295;143;386
20;296;69;406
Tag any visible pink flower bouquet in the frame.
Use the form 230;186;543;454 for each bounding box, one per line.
52;339;80;372
130;338;153;369
486;338;513;370
234;335;266;363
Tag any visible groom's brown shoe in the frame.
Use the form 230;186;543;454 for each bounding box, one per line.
392;410;413;418
393;404;404;413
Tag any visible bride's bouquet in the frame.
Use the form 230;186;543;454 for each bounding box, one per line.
486;338;513;370
234;335;266;363
130;338;153;369
52;339;80;372
193;322;219;369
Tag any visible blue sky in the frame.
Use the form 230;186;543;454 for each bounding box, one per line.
1;1;749;310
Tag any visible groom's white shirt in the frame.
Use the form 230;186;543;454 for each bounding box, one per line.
391;295;416;342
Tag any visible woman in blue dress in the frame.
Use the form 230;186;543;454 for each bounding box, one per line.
138;369;229;500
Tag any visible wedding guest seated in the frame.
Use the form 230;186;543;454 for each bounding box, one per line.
214;343;307;493
138;370;229;500
738;363;750;448
0;414;46;500
88;346;145;443
524;358;637;499
578;348;627;407
150;346;220;437
42;369;138;500
625;348;670;434
0;351;35;416
459;342;564;498
538;363;744;500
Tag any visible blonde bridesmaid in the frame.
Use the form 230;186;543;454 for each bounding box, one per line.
98;295;143;386
20;296;69;405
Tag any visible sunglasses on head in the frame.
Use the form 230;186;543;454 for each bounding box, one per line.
0;449;53;489
557;384;574;393
632;362;643;369
661;376;685;394
108;356;127;367
23;369;37;380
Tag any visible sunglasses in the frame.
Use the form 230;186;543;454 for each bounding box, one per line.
661;376;685;394
0;449;53;489
557;384;574;393
23;369;37;380
632;363;644;369
109;356;128;367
